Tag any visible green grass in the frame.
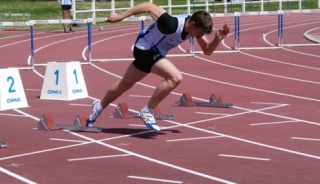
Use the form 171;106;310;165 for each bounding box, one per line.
0;0;318;30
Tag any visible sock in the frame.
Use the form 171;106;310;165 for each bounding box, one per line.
95;101;103;111
141;105;155;114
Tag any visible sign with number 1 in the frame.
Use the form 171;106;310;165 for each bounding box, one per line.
40;61;88;101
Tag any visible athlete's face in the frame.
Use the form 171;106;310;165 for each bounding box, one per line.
189;21;205;38
194;28;205;38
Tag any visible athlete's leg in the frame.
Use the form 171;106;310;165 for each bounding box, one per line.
147;58;182;109
100;63;148;109
68;9;74;31
61;9;68;32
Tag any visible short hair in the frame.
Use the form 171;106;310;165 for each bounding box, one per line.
190;11;213;34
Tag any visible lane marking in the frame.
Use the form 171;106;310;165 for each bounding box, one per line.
0;167;37;184
128;175;183;183
69;103;91;107
129;94;152;98
50;138;89;143
166;136;224;142
90;64;320;161
195;112;230;116
250;120;297;126
11;106;236;183
181;72;320;102
69;131;237;184
291;137;320;142
0;142;89;161
0;113;27;117
68;154;132;162
219;154;270;161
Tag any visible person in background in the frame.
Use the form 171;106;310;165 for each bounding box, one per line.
86;2;230;131
60;0;74;33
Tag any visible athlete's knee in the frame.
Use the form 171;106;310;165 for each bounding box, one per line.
169;72;183;88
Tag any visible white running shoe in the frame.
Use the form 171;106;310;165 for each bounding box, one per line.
140;111;160;131
86;101;102;127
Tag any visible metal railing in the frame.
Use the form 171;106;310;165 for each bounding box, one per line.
72;0;320;19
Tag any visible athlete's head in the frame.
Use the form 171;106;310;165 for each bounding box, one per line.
189;11;213;38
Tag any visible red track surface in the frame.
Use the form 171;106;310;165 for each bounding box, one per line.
0;13;319;184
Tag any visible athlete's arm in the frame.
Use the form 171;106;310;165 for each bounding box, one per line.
196;24;230;55
107;2;166;22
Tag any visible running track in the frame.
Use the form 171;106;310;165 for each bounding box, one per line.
0;13;319;184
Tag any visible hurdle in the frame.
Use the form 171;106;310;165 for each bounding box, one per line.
29;19;91;68
190;11;285;54
2;13;30;31
233;11;284;51
279;9;320;47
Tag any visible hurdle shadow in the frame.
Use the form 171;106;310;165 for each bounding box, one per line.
101;128;181;139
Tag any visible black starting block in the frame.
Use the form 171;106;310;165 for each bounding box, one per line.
175;92;233;108
113;102;174;120
0;142;7;148
38;114;102;133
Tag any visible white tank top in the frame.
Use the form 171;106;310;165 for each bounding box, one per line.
61;0;72;5
135;14;191;56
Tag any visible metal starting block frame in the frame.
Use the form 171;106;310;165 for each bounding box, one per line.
175;92;233;108
38;114;102;133
113;102;174;120
0;142;7;148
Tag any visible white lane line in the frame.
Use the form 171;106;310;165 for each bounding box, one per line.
291;137;320;142
128;175;183;183
250;120;297;126
0;167;37;184
195;112;230;116
167;136;224;142
69;103;91;107
0;113;27;117
50;138;89;143
129;94;152;98
68;154;132;161
69;131;237;184
219;154;270;161
11;106;236;183
181;72;320;102
0;142;89;161
91;64;320;160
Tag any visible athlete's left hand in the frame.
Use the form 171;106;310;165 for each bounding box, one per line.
216;24;230;41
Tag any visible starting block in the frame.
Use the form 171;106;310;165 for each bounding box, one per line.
113;102;174;120
0;142;7;148
38;114;102;133
175;92;233;108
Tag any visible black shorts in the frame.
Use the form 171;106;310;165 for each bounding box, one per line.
61;5;72;10
133;47;163;73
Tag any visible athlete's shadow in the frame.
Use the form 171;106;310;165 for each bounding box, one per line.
101;128;181;139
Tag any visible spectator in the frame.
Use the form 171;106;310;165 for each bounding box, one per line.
60;0;74;33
